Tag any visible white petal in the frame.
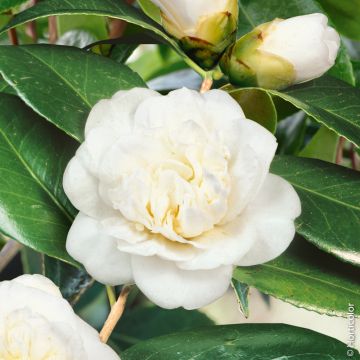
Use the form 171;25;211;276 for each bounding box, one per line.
85;87;159;137
0;278;77;328
76;318;119;360
66;213;133;285
63;156;114;219
176;216;255;270
13;274;62;298
221;119;278;223
236;173;301;266
132;255;233;309
261;13;340;83
152;0;231;32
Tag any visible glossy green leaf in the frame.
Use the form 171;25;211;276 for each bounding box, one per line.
0;93;77;263
44;256;93;304
237;0;355;86
227;88;277;133
240;76;360;147
0;0;28;14
0;45;145;142
300;126;339;162
109;306;214;352
110;44;138;64
122;323;358;360
317;0;360;40
271;156;360;266
234;238;360;317
238;0;323;36
231;279;250;318
0;0;206;74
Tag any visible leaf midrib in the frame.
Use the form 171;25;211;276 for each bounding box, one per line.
0;125;73;223
262;263;360;296
270;90;360;131
21;47;93;109
284;180;360;211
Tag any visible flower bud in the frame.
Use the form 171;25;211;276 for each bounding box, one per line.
221;13;340;89
150;0;238;69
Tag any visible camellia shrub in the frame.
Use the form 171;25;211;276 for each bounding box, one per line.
0;0;359;359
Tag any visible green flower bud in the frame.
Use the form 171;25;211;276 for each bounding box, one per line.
220;20;296;89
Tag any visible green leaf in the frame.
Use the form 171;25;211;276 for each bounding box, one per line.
271;156;360;267
238;76;360;147
300;126;339;162
109;306;214;352
317;0;360;40
0;45;145;142
231;279;250;318
227;88;277;133
238;0;324;37
121;323;358;360
0;0;28;14
235;237;360;317
0;93;77;264
44;256;93;304
328;44;356;85
0;0;206;75
110;44;138;64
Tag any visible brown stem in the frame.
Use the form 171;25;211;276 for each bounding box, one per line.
48;16;58;44
336;136;345;165
99;285;132;343
26;0;38;42
8;28;18;45
200;77;213;93
109;0;135;38
0;240;22;273
351;144;358;170
109;19;128;39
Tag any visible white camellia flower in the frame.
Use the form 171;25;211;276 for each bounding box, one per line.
150;0;238;69
221;13;340;89
63;88;301;310
0;275;118;360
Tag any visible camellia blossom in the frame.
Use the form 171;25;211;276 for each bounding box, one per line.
221;13;340;89
150;0;238;69
0;275;118;359
63;88;301;310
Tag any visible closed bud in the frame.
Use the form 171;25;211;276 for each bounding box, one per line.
221;13;340;89
150;0;238;69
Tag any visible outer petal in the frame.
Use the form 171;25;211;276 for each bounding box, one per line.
13;274;62;298
0;279;77;329
85;88;159;137
66;213;133;285
76;318;119;360
236;173;301;266
63;156;114;219
221;119;278;223
131;255;233;309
